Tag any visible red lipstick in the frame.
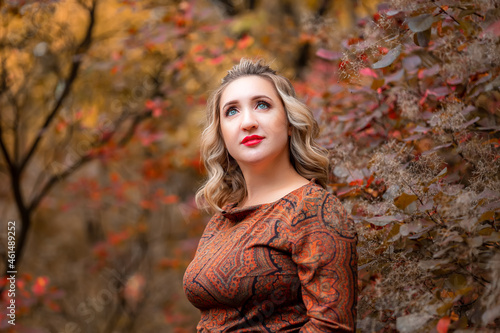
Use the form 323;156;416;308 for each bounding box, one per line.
241;135;264;146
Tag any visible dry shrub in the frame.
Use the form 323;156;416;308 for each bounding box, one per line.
312;0;500;331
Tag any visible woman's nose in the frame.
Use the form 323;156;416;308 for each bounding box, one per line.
240;109;258;130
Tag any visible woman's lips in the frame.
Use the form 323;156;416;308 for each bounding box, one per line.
242;138;263;146
241;135;264;146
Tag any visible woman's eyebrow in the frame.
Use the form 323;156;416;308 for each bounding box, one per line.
251;95;272;101
222;100;238;110
222;95;272;110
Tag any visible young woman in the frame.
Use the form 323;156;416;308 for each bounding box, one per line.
183;59;357;332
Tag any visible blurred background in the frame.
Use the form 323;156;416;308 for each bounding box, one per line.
1;0;499;332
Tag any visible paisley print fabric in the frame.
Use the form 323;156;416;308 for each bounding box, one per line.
183;179;357;332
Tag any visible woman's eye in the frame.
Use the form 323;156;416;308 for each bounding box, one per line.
256;102;269;110
226;108;238;116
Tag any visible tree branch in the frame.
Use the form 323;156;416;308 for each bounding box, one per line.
28;104;153;211
295;0;330;78
400;177;446;226
211;0;238;16
0;56;14;171
29;155;92;212
117;111;151;147
0;127;13;171
18;0;97;173
8;91;21;164
433;2;461;26
117;69;162;146
0;56;7;97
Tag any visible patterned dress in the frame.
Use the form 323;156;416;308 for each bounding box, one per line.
183;179;357;332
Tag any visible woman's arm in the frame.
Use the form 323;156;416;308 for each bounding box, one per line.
292;192;358;332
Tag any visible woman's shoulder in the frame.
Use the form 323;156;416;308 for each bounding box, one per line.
294;179;340;208
293;180;356;239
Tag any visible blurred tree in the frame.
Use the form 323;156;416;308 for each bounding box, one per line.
0;0;100;285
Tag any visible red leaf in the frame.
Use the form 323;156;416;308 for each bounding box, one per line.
237;35;254;49
349;179;364;186
111;50;122;61
338;60;349;70
145;98;166;118
142;160;165;179
74;109;83;120
110;171;120;183
481;20;500;37
316;48;342;61
359;67;378;78
111;65;120;74
32;277;49;297
210;55;224;65
437;316;451;333
140;199;157;210
192;44;205;53
55;119;67;133
93;242;108;259
152;108;162;118
378;46;389;54
145;99;156;110
162;194;179;204
347;37;362;46
224;37;235;49
426;86;450;97
366;175;375;188
46;300;61;312
109;230;130;245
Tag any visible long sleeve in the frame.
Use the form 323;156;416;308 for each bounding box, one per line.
291;192;358;332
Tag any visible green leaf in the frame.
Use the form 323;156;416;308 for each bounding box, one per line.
408;14;435;33
394;192;418;210
372;45;402;69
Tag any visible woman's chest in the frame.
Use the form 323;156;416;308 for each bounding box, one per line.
184;217;300;309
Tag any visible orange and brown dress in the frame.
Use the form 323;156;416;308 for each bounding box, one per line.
183;180;357;332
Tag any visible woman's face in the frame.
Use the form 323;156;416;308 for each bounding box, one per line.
219;75;291;171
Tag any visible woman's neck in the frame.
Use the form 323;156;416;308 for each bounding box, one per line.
238;162;309;208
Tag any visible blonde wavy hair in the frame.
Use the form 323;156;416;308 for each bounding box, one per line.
196;58;329;212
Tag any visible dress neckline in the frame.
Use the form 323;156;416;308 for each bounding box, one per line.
221;178;318;217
